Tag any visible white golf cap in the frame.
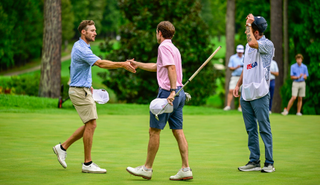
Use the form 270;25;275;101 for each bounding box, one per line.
92;89;109;104
149;98;173;115
236;45;244;53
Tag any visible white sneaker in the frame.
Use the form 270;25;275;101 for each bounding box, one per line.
238;161;261;172
296;112;302;116
223;106;231;111
126;165;152;180
169;168;193;181
238;107;242;112
82;162;107;174
281;108;288;115
261;163;275;173
53;144;67;168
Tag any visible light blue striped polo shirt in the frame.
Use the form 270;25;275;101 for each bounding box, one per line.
69;38;100;88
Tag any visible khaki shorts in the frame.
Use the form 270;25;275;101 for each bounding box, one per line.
69;87;98;124
292;81;306;97
229;76;240;90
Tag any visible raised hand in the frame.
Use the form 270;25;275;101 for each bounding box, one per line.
246;13;254;25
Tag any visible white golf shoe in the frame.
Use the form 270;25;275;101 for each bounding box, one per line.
53;144;67;168
261;163;275;173
223;106;231;111
281;108;288;115
126;165;152;180
82;162;107;174
169;168;193;180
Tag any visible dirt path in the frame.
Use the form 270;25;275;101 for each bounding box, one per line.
3;55;71;76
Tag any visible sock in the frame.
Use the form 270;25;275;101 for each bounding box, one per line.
143;165;152;171
84;161;92;166
60;144;66;151
182;167;190;172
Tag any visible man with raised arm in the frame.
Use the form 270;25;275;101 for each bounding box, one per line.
233;14;275;173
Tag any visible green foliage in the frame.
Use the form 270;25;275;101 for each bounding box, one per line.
100;1;126;38
0;0;43;71
280;0;320;115
200;0;226;37
99;0;218;105
206;77;225;108
0;74;41;96
61;0;75;46
235;0;270;46
70;0;89;38
0;73;69;98
70;0;106;36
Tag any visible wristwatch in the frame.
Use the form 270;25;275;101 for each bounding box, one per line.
170;88;177;92
246;23;252;27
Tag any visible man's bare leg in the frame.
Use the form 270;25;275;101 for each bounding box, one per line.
297;97;303;113
172;129;189;168
62;125;85;150
286;96;297;112
144;127;161;169
83;119;97;163
227;89;234;107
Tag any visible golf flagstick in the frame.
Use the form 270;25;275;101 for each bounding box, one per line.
155;46;222;121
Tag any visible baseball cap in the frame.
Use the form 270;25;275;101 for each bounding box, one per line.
253;16;268;33
92;89;109;104
149;98;173;115
236;45;244;53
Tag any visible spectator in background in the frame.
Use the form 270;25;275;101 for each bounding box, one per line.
224;45;244;112
281;54;308;116
269;59;279;114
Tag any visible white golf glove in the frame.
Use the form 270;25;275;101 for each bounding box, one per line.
185;92;191;102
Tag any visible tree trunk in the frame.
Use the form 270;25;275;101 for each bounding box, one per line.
283;0;288;80
224;0;235;108
39;0;62;98
270;0;283;113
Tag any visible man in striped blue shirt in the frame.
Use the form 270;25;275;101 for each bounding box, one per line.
53;20;136;174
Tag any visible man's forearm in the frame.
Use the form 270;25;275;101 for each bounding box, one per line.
271;71;279;76
135;61;157;72
167;65;177;89
237;71;243;87
246;26;259;49
94;60;124;69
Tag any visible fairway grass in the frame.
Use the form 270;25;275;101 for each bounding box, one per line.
0;112;319;185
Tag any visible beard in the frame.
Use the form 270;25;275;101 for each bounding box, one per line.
85;34;95;42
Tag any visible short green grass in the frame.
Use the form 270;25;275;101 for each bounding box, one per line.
0;95;320;185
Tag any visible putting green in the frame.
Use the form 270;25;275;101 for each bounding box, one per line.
0;113;319;184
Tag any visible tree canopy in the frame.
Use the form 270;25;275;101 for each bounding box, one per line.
0;0;43;71
99;0;218;105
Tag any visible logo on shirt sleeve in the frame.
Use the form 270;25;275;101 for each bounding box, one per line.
247;62;258;70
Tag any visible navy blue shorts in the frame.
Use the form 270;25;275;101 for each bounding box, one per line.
149;87;186;130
